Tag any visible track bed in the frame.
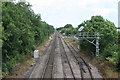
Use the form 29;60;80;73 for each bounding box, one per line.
24;32;102;79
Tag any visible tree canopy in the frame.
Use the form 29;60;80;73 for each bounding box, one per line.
64;24;73;28
78;16;119;70
2;2;54;76
56;24;77;36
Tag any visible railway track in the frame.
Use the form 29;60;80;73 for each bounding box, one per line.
40;34;56;79
60;35;93;80
24;32;102;79
24;35;53;79
59;34;75;79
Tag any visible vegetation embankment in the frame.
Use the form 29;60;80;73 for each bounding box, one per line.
2;2;54;77
57;16;120;77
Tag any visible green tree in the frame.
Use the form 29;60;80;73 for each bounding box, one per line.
78;16;118;61
2;1;54;76
64;24;73;28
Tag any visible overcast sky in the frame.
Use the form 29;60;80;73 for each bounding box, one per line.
24;0;119;28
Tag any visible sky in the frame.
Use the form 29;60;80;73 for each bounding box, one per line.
24;0;119;28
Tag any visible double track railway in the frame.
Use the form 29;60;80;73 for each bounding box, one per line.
25;32;102;79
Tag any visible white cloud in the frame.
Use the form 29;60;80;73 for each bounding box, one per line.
92;8;117;16
24;0;119;27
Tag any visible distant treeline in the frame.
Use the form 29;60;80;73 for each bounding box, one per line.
2;2;54;76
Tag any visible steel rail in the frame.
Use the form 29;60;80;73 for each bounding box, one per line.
40;34;56;80
24;35;53;79
59;35;76;80
62;36;93;80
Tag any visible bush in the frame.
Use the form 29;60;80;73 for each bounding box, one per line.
2;2;54;76
78;16;119;70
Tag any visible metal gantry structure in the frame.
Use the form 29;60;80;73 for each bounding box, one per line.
78;32;100;58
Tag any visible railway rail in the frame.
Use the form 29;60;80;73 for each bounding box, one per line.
41;34;56;79
24;32;102;79
60;35;93;80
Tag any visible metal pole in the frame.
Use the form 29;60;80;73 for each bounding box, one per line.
96;33;99;58
78;33;81;51
79;39;81;51
78;32;80;50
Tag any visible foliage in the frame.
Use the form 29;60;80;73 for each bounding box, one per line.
0;22;2;47
78;16;119;70
116;31;120;71
56;27;64;31
2;2;54;76
57;24;77;36
118;31;120;44
65;28;73;35
64;24;73;28
57;16;119;71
